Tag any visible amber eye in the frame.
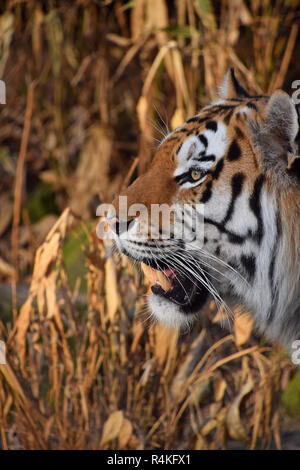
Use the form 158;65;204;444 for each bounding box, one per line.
190;169;202;181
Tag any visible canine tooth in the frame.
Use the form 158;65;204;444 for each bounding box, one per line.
156;270;171;292
141;263;158;284
141;263;171;292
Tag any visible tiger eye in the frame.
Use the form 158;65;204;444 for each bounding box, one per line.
191;169;202;181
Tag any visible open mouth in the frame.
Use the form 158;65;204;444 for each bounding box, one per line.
141;261;209;314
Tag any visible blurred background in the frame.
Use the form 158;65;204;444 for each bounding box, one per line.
0;0;300;450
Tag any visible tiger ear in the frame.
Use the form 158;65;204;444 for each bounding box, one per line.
250;90;300;180
264;90;298;145
219;68;250;99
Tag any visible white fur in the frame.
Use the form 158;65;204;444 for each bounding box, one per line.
149;294;198;328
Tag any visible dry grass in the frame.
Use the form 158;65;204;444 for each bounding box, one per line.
0;208;294;449
0;0;299;450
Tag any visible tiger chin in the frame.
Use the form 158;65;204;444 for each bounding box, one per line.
106;69;300;352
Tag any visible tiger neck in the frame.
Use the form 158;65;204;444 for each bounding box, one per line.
234;184;300;347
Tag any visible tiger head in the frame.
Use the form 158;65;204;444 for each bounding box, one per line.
107;69;300;348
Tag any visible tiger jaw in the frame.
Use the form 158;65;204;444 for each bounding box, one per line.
141;261;210;320
111;230;210;324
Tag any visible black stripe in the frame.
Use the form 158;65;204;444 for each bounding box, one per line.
249;174;265;244
268;211;281;287
164;136;179;143
185;115;212;126
176;143;183;154
267;211;282;325
199;154;216;162
200;180;213;203
198;134;208;147
228;232;245;244
235;126;244;139
214;104;237;112
186;116;200;123
202;105;236;119
227;140;241;161
241;254;256;280
222;173;245;224
174;127;190;134
204;217;246;245
205;120;218;132
246;101;258;111
227;98;244;102
211;159;224;180
268;252;276;295
223;109;234;124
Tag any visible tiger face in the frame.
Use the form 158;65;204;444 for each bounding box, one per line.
108;69;300;348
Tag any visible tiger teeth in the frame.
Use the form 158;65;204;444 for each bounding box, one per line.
141;263;171;292
156;270;171;291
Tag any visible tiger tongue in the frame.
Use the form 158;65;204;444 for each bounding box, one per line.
141;263;172;292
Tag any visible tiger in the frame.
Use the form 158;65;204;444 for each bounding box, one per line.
106;69;300;350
